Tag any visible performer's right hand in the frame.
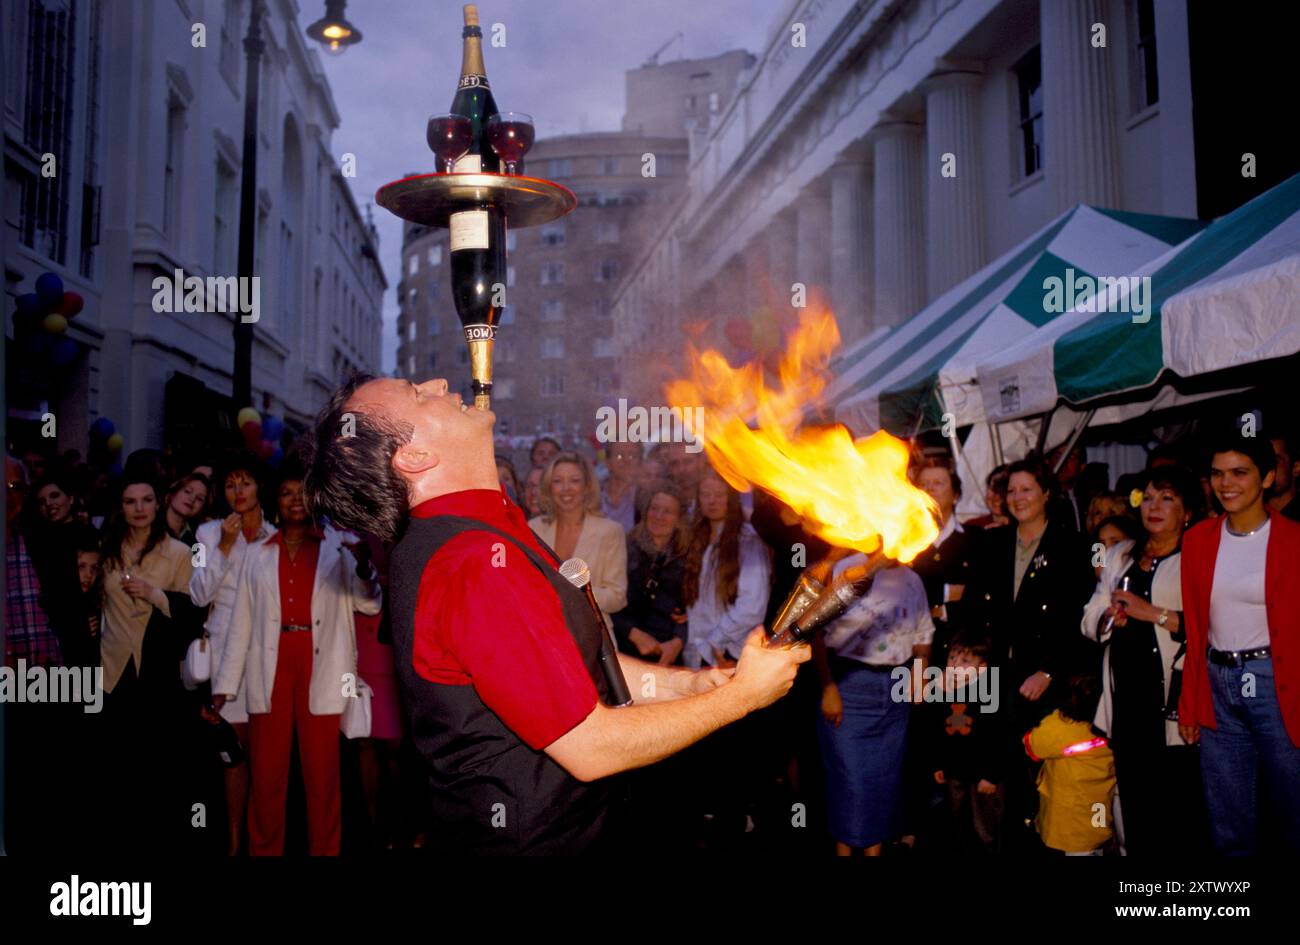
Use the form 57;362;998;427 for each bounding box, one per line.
730;626;810;712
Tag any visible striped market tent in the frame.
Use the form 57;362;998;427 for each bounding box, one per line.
978;171;1300;424
831;204;1206;435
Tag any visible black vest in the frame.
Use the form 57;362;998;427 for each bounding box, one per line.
389;514;613;854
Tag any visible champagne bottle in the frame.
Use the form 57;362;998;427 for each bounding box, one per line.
449;4;507;410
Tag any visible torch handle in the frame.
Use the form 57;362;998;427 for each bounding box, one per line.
766;551;892;648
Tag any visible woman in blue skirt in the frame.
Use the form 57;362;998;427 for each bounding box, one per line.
814;558;935;855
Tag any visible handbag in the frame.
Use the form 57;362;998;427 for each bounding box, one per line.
182;633;212;690
340;676;373;739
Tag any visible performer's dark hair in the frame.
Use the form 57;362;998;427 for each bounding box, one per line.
303;373;413;543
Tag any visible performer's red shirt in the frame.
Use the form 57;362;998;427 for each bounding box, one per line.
272;529;321;626
411;489;598;749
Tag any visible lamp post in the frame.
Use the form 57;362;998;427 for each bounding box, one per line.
232;2;263;414
233;1;362;415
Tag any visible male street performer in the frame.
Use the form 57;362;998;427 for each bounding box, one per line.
304;375;808;854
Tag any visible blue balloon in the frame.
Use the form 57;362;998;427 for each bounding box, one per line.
15;293;44;322
268;445;285;468
90;417;116;439
109;462;124;477
35;272;64;309
51;336;78;367
262;415;284;440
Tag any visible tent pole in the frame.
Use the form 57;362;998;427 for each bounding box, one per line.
1050;408;1097;475
990;422;1005;467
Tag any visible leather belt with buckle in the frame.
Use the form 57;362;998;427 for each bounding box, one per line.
1208;646;1271;667
281;623;312;633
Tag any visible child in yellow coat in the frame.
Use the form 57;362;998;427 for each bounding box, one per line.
1024;675;1116;855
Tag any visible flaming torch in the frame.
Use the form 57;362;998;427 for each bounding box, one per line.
664;307;939;647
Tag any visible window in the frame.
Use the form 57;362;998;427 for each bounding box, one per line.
79;0;105;278
600;156;620;175
496;339;513;362
542;374;566;396
500;305;516;325
428;352;438;370
219;0;242;86
408;287;418;305
407;354;416;376
1013;47;1044;178
495;378;516;400
20;0;77;263
457;347;469;365
428;316;440;335
541;337;564;358
214;158;238;274
507;265;517;287
596;220;620;244
684;94;697;111
541;262;565;285
708;91;720;113
506;230;517;251
595;259;622;283
658;155;673;177
427;244;442;266
407;321;416;342
540;221;566;246
1133;0;1159;109
548;158;572;178
408;254;419;276
164;96;187;238
425;280;439;300
593;337;614;358
541;299;564;322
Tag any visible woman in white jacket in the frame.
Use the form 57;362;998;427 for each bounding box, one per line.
189;455;275;856
212;469;381;856
1081;466;1206;855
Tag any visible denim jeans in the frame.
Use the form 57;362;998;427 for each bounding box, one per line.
1201;657;1300;854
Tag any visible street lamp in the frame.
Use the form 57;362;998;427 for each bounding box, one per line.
306;0;362;55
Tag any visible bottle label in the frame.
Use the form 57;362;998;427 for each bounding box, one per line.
449;209;489;250
458;74;490;89
452;153;482;173
463;324;496;342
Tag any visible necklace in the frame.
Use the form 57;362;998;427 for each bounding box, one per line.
1225;519;1267;538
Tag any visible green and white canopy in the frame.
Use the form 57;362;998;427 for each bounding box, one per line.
830;205;1206;435
978;171;1300;423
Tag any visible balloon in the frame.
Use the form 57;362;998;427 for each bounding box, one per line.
236;407;262;428
35;272;65;309
43;313;68;334
90;417;115;439
106;433;125;452
109;462;124;477
269;446;285;467
262;415;284;441
15;293;44;322
58;291;84;318
51;337;78;367
257;441;275;460
241;422;263;446
724;317;753;353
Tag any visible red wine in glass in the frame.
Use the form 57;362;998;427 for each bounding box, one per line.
427;113;473;173
487;112;535;176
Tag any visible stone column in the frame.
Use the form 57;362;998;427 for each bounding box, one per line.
794;180;832;305
872;122;926;327
1040;0;1121;212
828;151;873;343
924;71;987;297
765;208;797;306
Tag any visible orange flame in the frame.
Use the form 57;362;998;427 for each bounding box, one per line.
664;307;938;562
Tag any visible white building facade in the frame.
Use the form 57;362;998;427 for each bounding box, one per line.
4;0;383;457
613;0;1200;404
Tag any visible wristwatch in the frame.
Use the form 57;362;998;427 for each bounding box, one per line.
1157;609;1170;627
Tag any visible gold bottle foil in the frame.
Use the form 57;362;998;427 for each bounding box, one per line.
467;335;494;410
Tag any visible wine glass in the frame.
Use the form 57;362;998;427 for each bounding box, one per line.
427;113;473;174
487;112;535;176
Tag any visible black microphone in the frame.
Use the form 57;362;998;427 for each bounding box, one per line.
560;557;633;707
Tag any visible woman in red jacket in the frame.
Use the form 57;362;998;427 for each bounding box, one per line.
1178;426;1300;854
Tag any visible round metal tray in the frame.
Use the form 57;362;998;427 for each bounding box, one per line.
375;172;578;228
